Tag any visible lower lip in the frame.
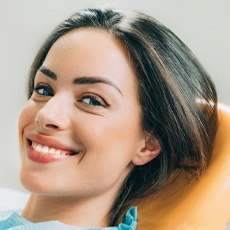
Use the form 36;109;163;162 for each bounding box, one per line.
27;146;70;163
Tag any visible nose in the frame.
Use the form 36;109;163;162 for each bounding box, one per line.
35;95;71;132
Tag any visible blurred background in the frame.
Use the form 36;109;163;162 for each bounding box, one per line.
0;0;229;191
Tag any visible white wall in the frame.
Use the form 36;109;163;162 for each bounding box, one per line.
0;0;229;191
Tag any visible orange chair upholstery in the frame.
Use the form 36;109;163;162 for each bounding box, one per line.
136;103;230;230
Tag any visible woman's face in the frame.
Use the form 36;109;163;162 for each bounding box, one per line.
19;28;148;198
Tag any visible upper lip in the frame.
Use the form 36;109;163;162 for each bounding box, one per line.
26;132;79;155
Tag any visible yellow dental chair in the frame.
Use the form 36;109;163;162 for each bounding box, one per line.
137;103;230;229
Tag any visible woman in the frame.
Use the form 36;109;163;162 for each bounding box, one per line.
0;6;217;229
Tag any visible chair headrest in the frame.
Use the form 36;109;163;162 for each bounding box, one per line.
136;103;230;230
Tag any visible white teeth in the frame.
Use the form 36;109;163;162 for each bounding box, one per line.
42;146;49;153
31;142;65;155
56;149;61;155
36;144;43;152
49;148;56;154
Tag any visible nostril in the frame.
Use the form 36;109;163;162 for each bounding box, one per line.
46;124;59;129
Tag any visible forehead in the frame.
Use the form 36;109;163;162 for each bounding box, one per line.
43;28;138;97
46;28;134;72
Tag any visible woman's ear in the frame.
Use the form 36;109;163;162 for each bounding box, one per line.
132;134;161;166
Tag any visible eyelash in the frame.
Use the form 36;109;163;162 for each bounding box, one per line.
34;84;54;96
33;84;109;108
78;94;110;108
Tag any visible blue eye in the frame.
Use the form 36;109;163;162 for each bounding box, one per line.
81;95;102;106
79;95;109;107
34;84;54;96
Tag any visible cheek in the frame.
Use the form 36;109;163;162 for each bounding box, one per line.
18;100;37;141
76;109;142;158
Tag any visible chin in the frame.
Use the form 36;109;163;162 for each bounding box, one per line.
20;169;74;197
20;167;52;195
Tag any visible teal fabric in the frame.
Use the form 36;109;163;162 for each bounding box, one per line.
0;206;137;230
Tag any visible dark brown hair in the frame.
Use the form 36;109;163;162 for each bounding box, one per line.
27;6;218;226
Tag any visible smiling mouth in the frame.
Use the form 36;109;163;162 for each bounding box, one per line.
27;139;78;156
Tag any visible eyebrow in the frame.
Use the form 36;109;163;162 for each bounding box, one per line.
39;66;57;80
38;66;123;96
74;77;123;96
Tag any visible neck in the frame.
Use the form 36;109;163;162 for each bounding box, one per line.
22;193;114;228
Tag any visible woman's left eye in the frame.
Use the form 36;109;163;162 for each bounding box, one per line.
78;95;109;108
